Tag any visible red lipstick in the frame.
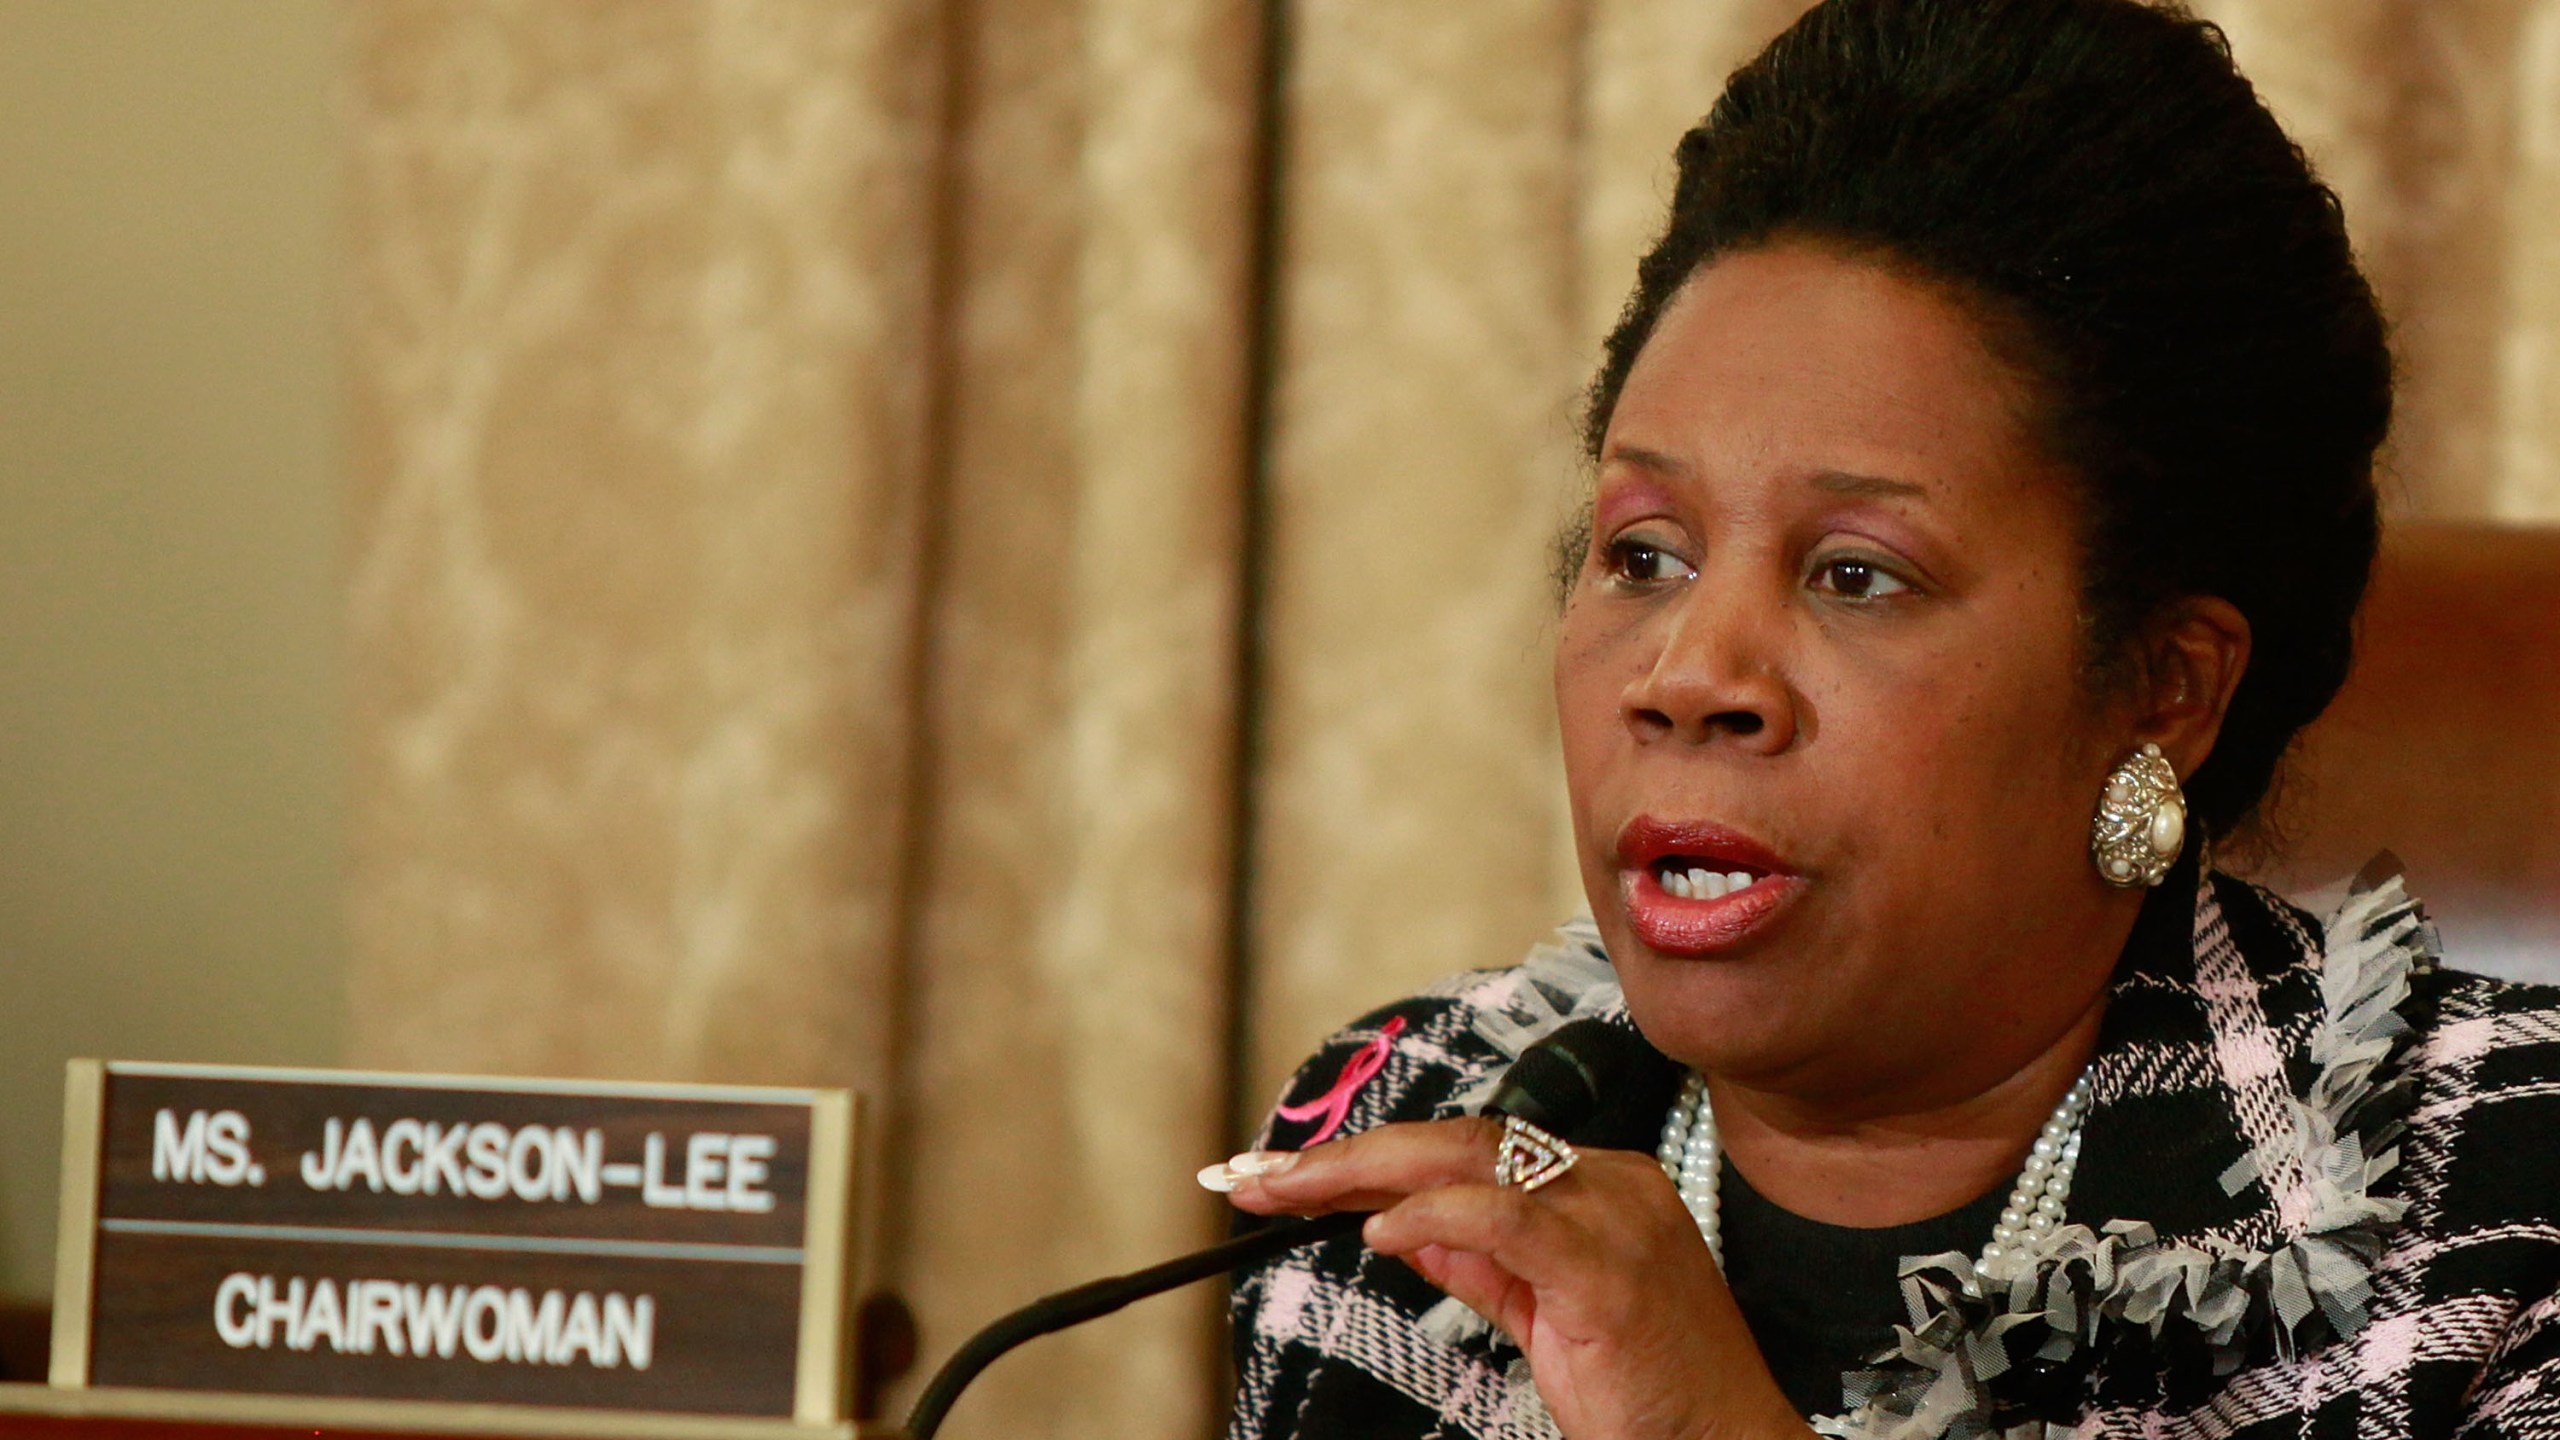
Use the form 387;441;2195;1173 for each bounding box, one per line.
1614;816;1804;957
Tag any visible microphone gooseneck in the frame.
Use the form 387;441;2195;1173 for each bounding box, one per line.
901;1017;1647;1440
898;1211;1364;1439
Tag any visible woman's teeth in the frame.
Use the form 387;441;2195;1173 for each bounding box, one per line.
1658;866;1757;900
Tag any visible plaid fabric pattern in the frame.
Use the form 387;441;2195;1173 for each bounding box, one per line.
1225;873;2560;1440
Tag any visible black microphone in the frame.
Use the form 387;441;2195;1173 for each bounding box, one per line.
1478;1016;1643;1136
900;1018;1645;1439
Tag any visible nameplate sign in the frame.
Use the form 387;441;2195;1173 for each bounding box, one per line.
51;1061;857;1423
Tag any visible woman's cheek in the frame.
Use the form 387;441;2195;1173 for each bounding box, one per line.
1552;611;1649;753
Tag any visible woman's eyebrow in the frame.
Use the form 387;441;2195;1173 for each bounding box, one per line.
1601;444;1692;479
1810;469;1927;501
1600;451;1928;500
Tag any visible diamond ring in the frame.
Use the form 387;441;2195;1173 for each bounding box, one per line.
1493;1114;1578;1193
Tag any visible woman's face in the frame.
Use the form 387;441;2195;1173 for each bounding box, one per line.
1556;243;2141;1107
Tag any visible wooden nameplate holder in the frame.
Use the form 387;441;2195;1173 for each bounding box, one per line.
9;1060;898;1439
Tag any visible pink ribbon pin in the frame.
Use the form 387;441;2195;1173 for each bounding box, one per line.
1275;1015;1407;1145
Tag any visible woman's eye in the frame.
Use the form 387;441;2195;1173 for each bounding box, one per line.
1811;556;1912;601
1603;538;1695;585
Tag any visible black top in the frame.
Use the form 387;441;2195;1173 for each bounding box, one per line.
1717;1158;2009;1418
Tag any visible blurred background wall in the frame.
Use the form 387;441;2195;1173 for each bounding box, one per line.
6;1;2558;1436
0;0;343;1341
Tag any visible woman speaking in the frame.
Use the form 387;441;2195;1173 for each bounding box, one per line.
1203;1;2560;1437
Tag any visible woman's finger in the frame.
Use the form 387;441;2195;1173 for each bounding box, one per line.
1400;1242;1536;1340
1359;1178;1602;1294
1363;1152;1696;1330
1219;1116;1506;1215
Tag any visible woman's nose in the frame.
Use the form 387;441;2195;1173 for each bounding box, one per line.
1621;593;1798;752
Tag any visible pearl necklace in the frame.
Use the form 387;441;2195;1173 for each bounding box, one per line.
1654;1070;2093;1272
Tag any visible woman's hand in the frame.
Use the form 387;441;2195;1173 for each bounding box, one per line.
1224;1117;1812;1440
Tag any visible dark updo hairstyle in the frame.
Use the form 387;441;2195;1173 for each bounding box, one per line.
1583;0;2393;844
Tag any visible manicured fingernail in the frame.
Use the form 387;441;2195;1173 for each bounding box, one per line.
1197;1151;1299;1193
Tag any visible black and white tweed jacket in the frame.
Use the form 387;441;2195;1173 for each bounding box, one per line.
1226;866;2560;1440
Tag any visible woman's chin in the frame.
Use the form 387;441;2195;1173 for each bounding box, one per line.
1611;939;1833;1078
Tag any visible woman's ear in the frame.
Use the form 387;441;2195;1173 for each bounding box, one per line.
2131;596;2252;780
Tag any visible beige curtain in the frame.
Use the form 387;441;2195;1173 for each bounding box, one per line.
2204;0;2560;517
343;3;2560;1436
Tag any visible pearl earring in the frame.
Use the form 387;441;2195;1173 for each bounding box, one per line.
2091;742;2185;887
